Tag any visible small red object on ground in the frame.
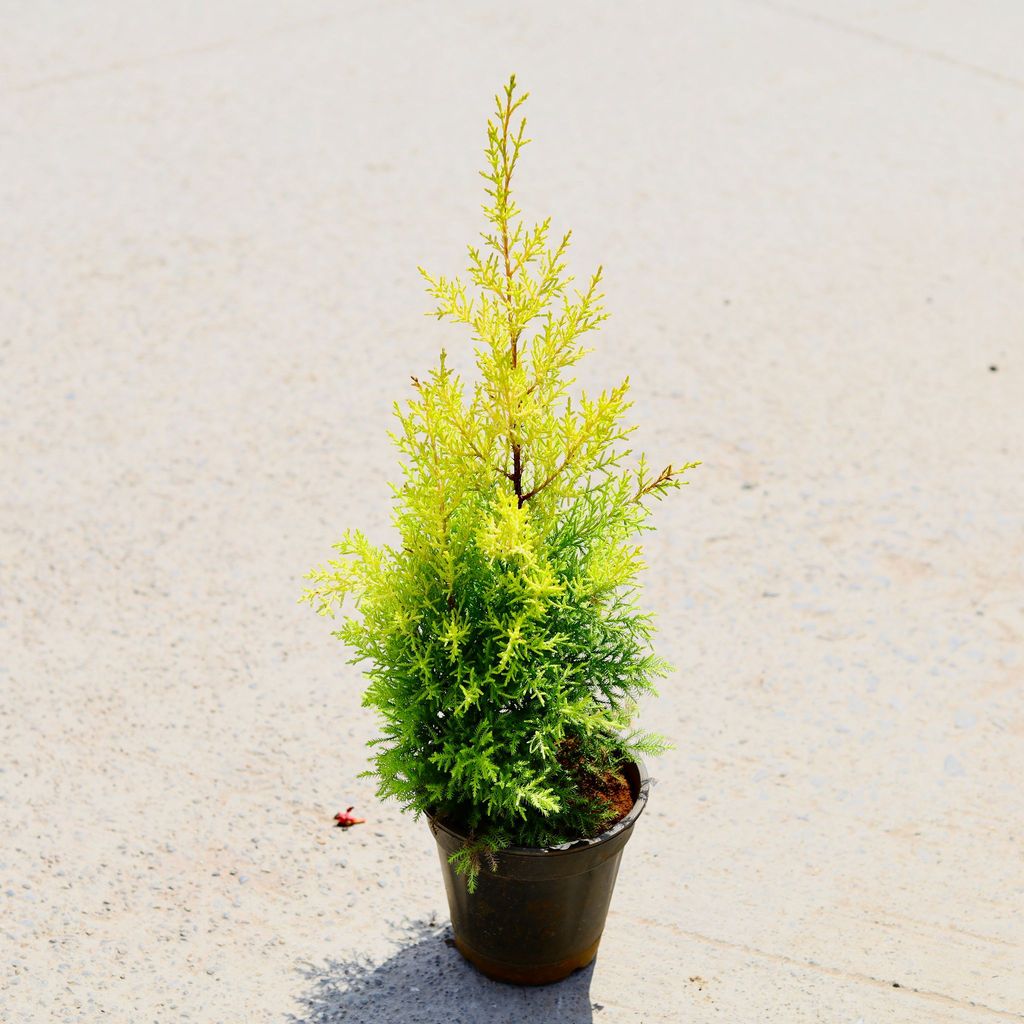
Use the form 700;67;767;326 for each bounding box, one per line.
333;807;366;828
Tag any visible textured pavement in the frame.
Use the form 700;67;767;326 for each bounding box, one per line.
2;2;1023;1021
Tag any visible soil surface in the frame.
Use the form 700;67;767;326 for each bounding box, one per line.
437;748;635;841
578;766;634;828
558;740;635;830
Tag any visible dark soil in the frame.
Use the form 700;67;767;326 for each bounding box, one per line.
558;739;635;830
434;742;636;842
577;765;634;827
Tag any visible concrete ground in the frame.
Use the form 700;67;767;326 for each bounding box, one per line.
2;2;1023;1021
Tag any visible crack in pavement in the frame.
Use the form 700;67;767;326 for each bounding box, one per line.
2;12;337;96
742;0;1024;92
625;914;1024;1020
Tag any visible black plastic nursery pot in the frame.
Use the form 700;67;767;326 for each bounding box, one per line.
428;758;650;985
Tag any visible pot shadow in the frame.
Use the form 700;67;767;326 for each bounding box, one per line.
289;920;596;1024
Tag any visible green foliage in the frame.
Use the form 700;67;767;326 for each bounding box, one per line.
304;76;698;885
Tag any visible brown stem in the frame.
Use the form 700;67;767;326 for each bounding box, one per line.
498;93;525;505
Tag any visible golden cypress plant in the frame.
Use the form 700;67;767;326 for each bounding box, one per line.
304;76;698;886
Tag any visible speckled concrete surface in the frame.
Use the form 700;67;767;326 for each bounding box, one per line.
2;2;1022;1022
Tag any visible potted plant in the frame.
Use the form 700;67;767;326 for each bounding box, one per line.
304;76;698;985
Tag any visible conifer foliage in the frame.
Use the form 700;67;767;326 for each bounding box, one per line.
304;77;698;884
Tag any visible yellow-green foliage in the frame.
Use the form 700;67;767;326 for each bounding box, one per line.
304;77;698;876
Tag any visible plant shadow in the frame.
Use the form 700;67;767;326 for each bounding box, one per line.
290;920;596;1024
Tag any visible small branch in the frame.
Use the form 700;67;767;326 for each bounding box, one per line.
519;433;587;505
633;461;701;503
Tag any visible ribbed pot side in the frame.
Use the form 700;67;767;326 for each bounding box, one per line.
428;759;650;985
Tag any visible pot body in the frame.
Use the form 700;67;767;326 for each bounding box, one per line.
428;759;649;985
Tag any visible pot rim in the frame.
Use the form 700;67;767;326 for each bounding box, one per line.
428;756;650;857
